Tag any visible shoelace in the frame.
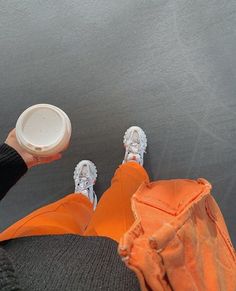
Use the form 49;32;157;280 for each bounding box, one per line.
127;142;140;154
75;177;94;193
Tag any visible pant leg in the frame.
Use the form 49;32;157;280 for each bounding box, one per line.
0;161;149;243
84;161;150;243
0;193;93;242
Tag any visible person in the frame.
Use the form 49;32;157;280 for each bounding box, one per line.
0;126;235;291
0;126;148;291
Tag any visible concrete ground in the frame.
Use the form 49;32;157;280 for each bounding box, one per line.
0;1;235;245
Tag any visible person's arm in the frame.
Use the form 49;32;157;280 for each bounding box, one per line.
0;129;62;201
0;143;28;201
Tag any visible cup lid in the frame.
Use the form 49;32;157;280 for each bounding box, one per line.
16;104;67;152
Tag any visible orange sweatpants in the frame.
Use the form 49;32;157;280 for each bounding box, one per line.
0;162;149;243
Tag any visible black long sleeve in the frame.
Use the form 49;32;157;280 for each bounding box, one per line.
0;143;28;201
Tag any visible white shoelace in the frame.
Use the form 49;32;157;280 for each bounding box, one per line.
75;177;93;194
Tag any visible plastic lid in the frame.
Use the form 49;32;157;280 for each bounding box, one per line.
16;104;67;152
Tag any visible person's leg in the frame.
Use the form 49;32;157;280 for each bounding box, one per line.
0;160;98;242
84;126;149;242
84;161;149;242
0;193;93;242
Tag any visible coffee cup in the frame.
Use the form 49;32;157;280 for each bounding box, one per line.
16;104;72;157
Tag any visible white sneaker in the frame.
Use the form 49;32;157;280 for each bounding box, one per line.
123;126;147;166
73;160;98;210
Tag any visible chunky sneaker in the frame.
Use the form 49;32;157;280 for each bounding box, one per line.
123;126;147;166
73;160;98;210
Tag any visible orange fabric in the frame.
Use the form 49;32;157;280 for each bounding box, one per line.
0;162;148;243
0;194;93;241
84;161;149;241
0;164;235;291
118;178;236;291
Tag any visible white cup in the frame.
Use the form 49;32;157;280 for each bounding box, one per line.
16;104;72;157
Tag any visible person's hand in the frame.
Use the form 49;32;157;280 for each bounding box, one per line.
5;129;62;169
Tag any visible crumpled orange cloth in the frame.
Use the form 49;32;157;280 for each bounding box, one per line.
118;178;236;291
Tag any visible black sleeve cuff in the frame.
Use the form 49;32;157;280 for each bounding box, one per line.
0;143;28;201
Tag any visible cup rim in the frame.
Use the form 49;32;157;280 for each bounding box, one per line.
16;104;68;152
